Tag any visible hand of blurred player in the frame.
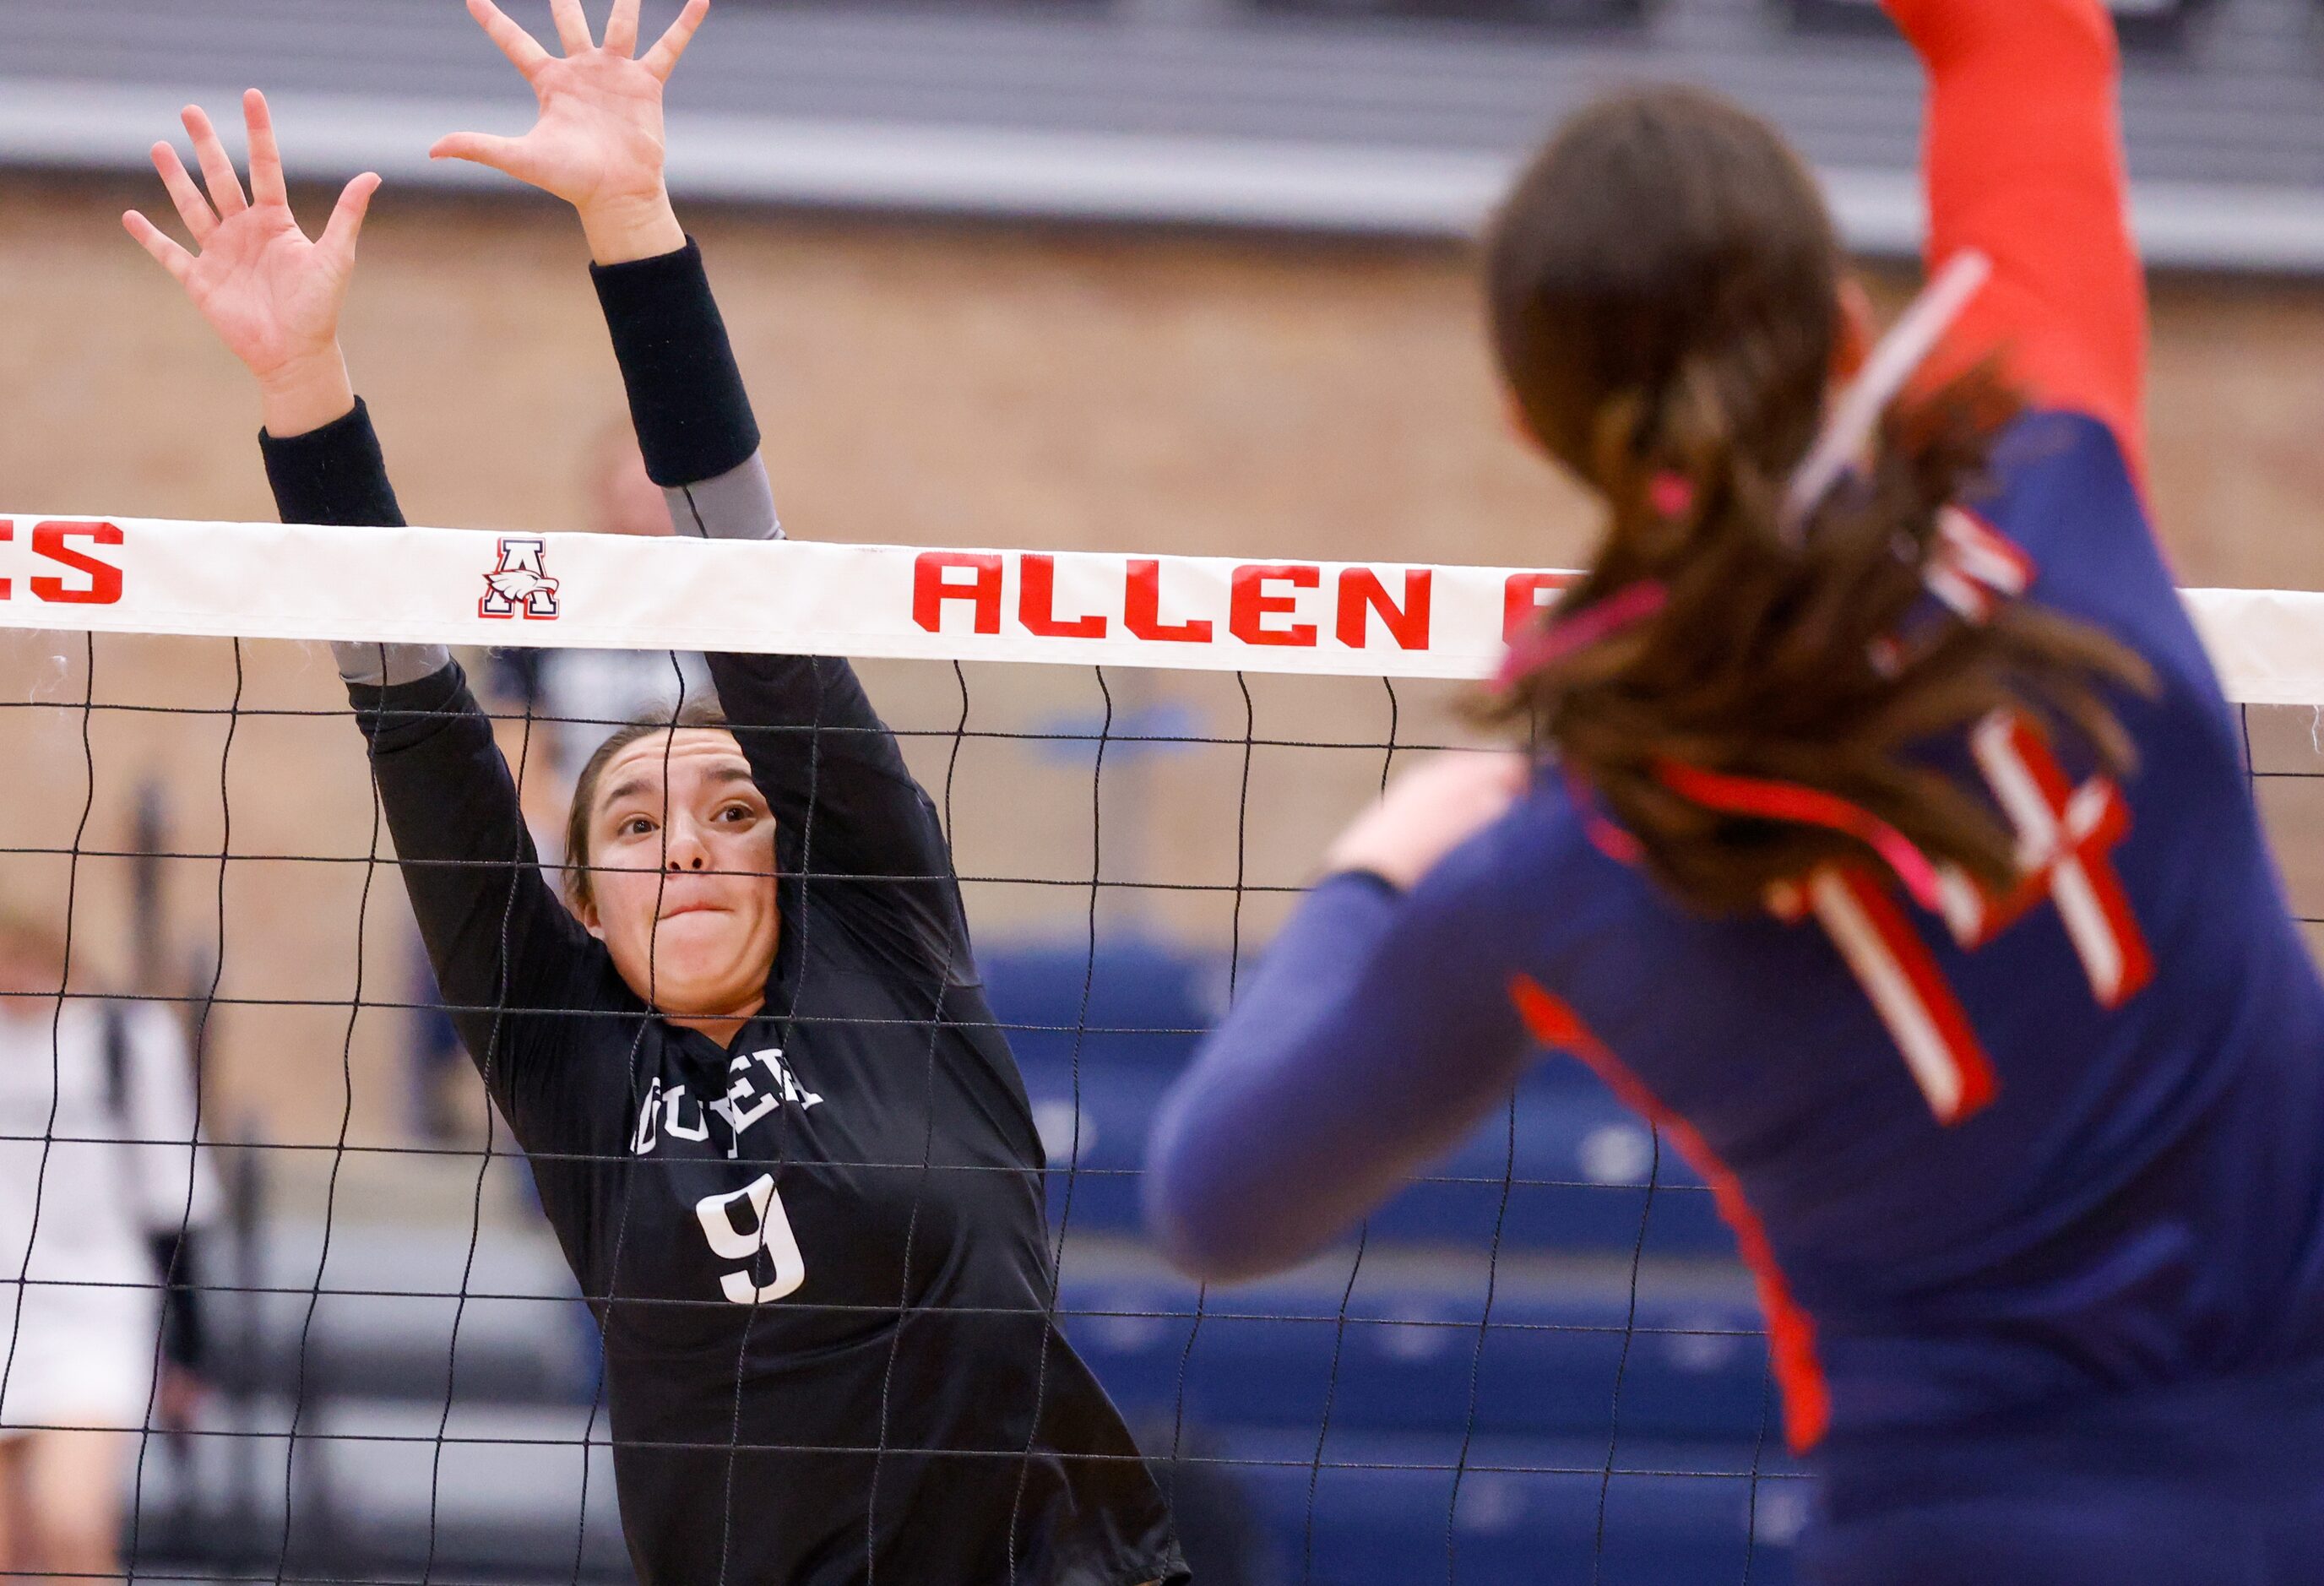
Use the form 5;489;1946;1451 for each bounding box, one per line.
432;0;710;265
1324;750;1531;893
122;91;378;437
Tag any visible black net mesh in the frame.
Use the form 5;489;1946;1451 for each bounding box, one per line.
35;630;2315;1583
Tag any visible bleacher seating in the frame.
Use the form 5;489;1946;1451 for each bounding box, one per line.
141;944;1792;1582
983;937;1796;1584
991;941;1734;1256
1219;1427;1801;1586
1788;0;2211;47
1057;1270;1774;1444
1246;0;1646;27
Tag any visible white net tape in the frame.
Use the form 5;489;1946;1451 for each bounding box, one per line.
0;513;2316;700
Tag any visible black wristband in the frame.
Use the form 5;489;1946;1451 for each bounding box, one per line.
591;239;761;487
258;398;407;530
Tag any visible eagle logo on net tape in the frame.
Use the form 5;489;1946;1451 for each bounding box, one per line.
480;536;562;621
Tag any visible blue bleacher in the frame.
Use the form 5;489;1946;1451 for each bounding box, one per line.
1057;1271;1774;1447
991;937;1735;1255
1016;1050;1732;1257
982;940;1224;1070
1220;1427;1801;1586
983;939;1789;1583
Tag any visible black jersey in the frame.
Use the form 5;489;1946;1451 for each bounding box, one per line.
263;408;1186;1586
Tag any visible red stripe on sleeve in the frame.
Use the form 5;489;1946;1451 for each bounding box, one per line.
1508;977;1833;1453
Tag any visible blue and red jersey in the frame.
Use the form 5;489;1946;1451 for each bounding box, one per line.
1145;0;2324;1463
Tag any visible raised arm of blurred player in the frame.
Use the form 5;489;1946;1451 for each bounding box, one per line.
1146;752;1540;1284
1892;0;2148;485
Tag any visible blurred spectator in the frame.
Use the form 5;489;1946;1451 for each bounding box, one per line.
0;904;218;1578
406;953;473;1146
485;419;712;790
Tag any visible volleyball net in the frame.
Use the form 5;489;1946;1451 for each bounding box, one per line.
3;513;2322;1585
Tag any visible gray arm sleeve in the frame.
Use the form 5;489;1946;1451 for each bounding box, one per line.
334;642;455;689
665;451;783;543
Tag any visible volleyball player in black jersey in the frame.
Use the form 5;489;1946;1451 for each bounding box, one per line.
122;4;1185;1581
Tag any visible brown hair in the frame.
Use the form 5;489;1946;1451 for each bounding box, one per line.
1480;86;2149;914
562;698;735;913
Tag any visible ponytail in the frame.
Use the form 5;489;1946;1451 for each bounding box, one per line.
1481;87;2150;915
1486;361;2148;913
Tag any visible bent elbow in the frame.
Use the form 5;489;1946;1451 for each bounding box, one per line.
1146;1202;1283;1290
1142;1129;1308;1288
1143;1148;1236;1285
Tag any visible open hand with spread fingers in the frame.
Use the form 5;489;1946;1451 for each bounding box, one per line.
432;0;712;264
122;90;378;437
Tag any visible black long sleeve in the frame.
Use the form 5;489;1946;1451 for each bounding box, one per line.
349;660;622;1147
714;652;974;983
592;242;973;982
258;399;405;528
260;400;449;687
591;241;760;488
244;283;1180;1586
261;405;623;1152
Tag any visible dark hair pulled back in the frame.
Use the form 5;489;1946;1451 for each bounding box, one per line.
1481;86;2149;914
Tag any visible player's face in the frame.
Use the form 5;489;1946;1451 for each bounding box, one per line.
579;730;780;1024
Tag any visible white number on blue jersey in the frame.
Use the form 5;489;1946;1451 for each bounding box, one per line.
1784;710;2153;1125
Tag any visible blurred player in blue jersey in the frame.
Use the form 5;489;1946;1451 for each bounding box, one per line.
1147;0;2324;1579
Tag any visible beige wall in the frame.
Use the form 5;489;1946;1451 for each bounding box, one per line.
2;172;2321;1154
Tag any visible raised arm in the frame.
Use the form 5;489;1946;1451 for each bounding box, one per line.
1148;754;1538;1282
591;245;956;895
1889;0;2148;481
261;410;605;1085
125;95;610;1132
435;0;967;969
